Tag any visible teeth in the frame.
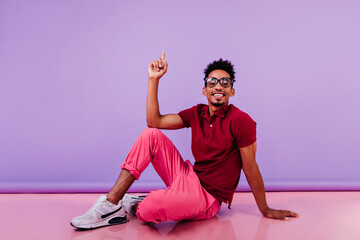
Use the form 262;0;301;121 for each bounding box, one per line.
214;94;223;97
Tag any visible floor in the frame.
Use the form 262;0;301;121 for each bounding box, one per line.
0;192;359;240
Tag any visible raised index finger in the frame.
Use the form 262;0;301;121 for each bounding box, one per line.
162;50;165;60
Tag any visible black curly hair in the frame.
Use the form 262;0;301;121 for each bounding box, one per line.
203;58;236;87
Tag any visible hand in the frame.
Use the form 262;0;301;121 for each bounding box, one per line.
148;51;168;80
262;207;299;221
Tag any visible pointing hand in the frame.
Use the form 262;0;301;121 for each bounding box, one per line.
148;51;168;80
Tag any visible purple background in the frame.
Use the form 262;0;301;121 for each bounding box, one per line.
1;0;359;193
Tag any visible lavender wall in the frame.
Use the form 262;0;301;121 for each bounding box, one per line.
1;0;359;193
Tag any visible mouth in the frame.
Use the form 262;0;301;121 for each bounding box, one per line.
211;92;225;100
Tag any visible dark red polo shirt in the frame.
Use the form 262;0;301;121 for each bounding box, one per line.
178;104;256;206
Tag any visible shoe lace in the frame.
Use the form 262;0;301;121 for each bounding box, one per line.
85;199;114;216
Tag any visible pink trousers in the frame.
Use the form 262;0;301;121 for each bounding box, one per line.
120;128;221;223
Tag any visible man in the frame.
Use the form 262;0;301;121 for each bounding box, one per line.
71;51;299;229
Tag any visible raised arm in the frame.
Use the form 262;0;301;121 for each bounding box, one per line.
240;142;299;220
146;51;185;129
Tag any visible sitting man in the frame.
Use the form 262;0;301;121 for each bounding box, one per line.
71;51;299;229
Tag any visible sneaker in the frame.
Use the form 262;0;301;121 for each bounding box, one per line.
70;195;127;230
122;193;146;216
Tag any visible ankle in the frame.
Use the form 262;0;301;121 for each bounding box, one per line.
106;194;120;205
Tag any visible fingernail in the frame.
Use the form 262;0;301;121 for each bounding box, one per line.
285;217;289;221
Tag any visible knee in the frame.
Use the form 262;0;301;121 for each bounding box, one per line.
141;128;163;138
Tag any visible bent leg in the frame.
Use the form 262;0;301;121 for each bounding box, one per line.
108;128;188;204
121;128;189;186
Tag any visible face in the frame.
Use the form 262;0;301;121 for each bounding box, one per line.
202;69;235;109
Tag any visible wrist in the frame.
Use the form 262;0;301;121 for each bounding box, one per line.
148;76;160;81
260;205;270;216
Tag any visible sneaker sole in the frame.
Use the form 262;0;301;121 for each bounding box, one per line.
123;194;147;202
70;215;128;230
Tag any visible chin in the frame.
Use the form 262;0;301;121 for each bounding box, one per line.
211;101;225;107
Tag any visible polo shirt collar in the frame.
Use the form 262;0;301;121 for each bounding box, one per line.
201;104;231;121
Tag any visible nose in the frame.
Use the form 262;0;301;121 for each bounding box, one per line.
214;82;224;90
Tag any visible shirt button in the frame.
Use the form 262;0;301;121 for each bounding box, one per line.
210;124;213;127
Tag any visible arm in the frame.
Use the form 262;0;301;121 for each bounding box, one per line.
240;142;299;220
146;51;185;129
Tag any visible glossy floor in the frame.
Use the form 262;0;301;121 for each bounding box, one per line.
0;192;359;240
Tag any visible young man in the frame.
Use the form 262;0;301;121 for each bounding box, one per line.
71;51;299;230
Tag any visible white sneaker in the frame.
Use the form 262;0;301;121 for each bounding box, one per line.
71;195;127;229
122;194;146;216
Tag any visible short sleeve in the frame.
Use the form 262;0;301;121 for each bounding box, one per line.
232;113;257;148
178;106;195;128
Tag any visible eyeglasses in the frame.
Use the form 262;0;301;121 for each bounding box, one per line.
204;77;233;88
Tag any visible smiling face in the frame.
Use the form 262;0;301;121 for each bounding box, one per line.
202;69;235;115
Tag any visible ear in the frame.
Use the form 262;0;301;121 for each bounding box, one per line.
231;88;235;97
202;87;206;96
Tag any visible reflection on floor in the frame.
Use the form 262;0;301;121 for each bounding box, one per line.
0;192;359;240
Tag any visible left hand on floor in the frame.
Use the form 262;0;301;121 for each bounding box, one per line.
262;208;299;220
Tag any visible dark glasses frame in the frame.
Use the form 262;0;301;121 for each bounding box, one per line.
204;77;233;88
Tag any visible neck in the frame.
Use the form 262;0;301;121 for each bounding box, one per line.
208;103;227;116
